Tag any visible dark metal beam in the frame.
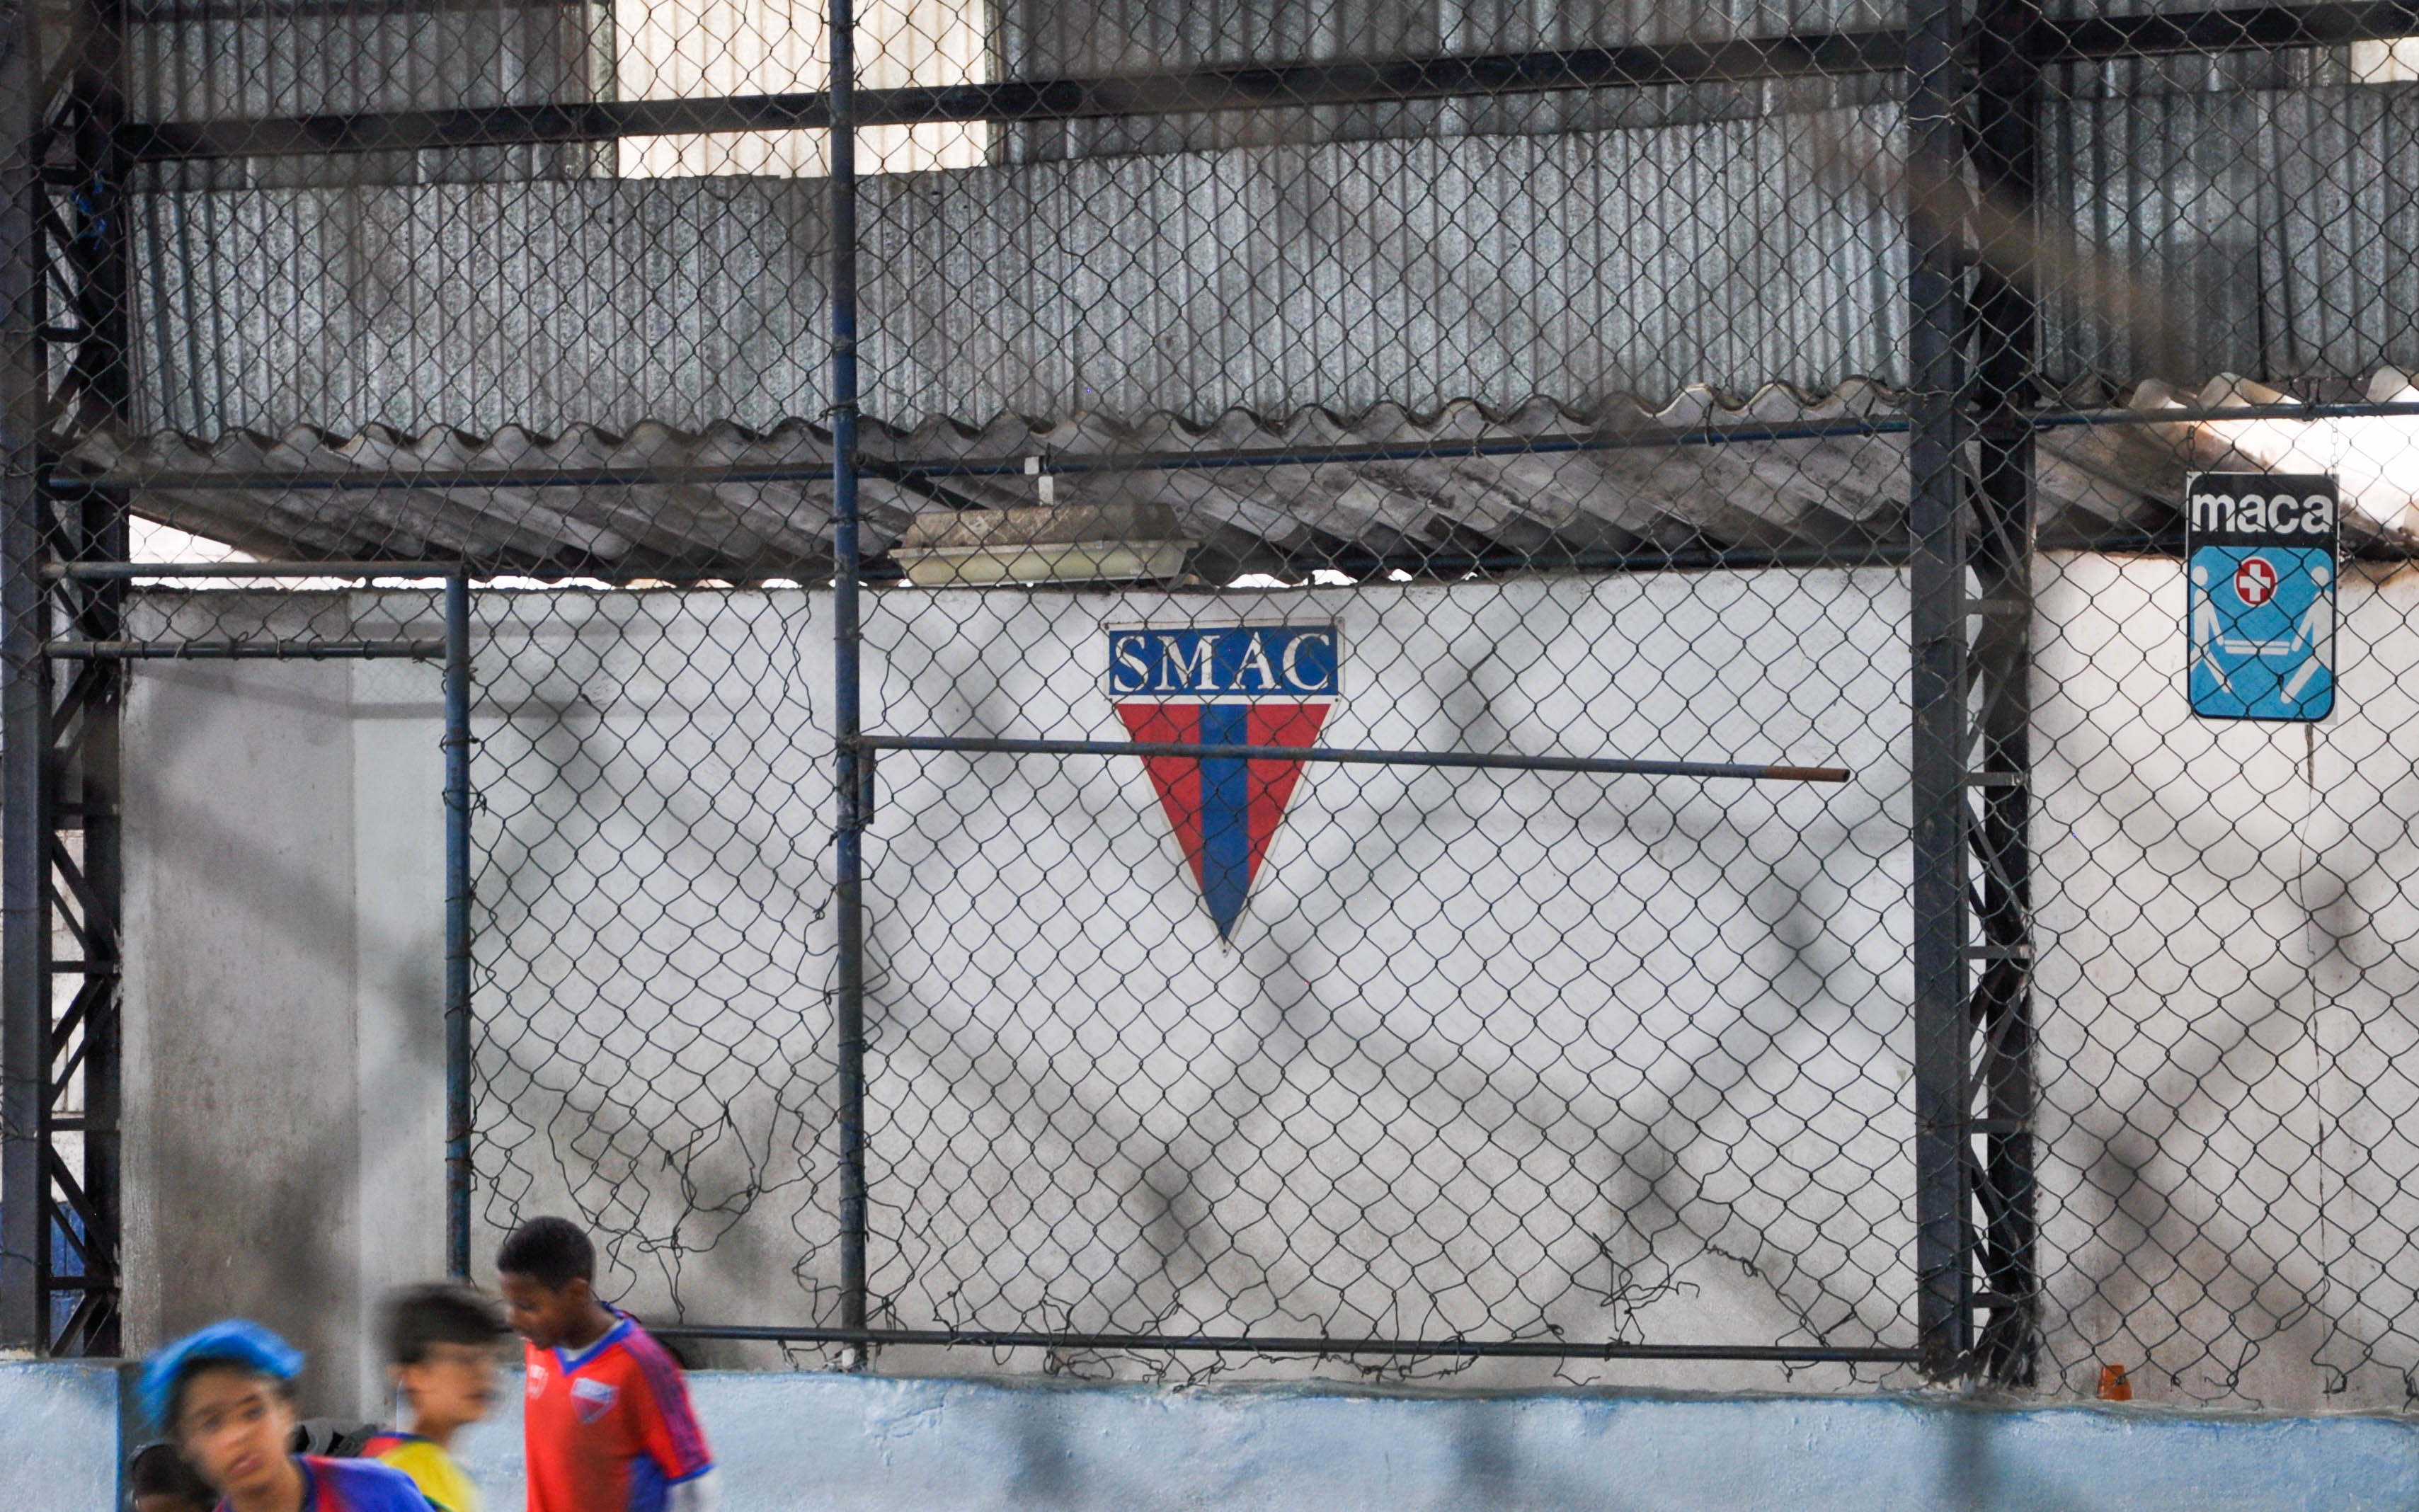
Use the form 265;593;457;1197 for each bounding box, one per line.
47;559;467;578
112;1;2419;162
40;0;132;1355
1967;0;2042;1391
130;0;580;21
122;30;1905;160
1906;0;1972;1381
0;0;46;1351
828;0;869;1356
43;494;126;1358
2046;0;2419;60
47;636;444;658
55;401;2419;505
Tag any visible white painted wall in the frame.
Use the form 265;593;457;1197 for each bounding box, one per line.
2030;551;2419;1405
458;571;1916;1394
115;561;2419;1411
122;619;447;1417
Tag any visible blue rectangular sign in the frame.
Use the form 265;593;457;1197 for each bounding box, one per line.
1106;624;1340;699
2185;474;2336;721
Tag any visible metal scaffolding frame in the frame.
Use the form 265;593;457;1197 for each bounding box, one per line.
0;0;2403;1377
1;0;135;1355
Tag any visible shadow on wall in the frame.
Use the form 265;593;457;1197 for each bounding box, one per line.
127;660;379;1413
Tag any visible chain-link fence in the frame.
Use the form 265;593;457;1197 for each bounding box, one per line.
6;0;2419;1411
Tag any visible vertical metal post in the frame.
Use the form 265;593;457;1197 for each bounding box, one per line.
442;571;473;1280
1968;0;2042;1387
44;0;135;1355
0;0;45;1351
49;490;126;1357
1906;0;1973;1378
828;0;870;1345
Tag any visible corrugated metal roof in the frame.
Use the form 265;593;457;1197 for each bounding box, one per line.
64;373;2419;576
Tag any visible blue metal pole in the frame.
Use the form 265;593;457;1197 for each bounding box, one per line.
442;571;472;1281
828;0;869;1344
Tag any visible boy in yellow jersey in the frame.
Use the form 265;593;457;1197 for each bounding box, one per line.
359;1281;509;1512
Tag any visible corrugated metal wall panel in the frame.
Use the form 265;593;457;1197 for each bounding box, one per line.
996;0;1903;79
990;0;1907;158
123;84;2419;439
127;6;595;121
2040;83;2419;393
127;104;1908;435
125;0;612;184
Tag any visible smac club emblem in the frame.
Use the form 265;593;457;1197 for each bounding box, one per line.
571;1375;617;1424
1107;624;1339;939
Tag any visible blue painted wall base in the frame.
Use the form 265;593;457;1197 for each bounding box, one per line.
0;1362;123;1510
6;1361;2415;1510
457;1373;2419;1512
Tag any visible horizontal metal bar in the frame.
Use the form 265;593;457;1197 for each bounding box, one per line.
865;734;1849;782
2028;399;2419;428
44;551;808;585
125;30;1904;161
893;419;1916;478
62;401;2419;498
644;1324;1921;1362
1281;541;1914;580
2047;0;2419;61
53;420;1916;494
79;464;852;492
47;638;445;660
45;559;466;580
132;0;580;22
115;1;2419;161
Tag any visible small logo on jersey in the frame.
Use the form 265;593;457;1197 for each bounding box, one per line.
571;1376;617;1424
526;1362;549;1396
1105;624;1337;940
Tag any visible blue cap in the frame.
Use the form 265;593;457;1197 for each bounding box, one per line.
139;1319;304;1429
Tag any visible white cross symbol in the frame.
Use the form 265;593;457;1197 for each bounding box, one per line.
2234;556;2278;607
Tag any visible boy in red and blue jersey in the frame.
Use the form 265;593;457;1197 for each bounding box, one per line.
498;1216;720;1512
141;1319;433;1512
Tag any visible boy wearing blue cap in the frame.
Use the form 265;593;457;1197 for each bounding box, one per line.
142;1319;433;1512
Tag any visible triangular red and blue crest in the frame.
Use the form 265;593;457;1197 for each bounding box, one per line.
1116;701;1329;940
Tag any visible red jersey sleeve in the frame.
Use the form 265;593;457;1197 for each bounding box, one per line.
619;1329;714;1484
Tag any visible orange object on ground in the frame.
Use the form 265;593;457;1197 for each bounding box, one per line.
2097;1364;2133;1401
